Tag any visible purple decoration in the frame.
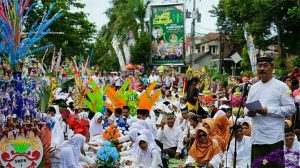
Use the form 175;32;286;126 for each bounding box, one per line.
252;149;300;168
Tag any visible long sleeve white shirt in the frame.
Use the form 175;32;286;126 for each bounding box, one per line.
179;118;190;132
225;136;252;168
135;149;162;168
245;78;296;144
157;125;184;153
185;153;222;168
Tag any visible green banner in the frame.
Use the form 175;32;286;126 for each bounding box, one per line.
150;4;185;65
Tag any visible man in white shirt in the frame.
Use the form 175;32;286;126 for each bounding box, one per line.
157;113;184;159
178;107;190;132
91;71;100;85
225;125;251;168
245;56;296;166
148;71;157;83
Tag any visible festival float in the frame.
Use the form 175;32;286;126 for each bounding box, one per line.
0;0;62;167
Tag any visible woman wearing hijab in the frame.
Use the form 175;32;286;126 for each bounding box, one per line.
203;119;226;152
120;129;140;167
182;126;221;168
120;128;139;157
89;112;103;138
214;114;230;144
127;135;162;168
58;134;86;168
241;121;252;137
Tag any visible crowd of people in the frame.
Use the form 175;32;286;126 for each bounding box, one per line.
29;55;300;168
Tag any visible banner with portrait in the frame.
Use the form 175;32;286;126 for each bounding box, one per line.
150;3;185;65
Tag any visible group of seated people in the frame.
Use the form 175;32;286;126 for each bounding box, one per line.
48;97;300;168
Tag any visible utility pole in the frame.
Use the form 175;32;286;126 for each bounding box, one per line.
219;32;224;73
190;0;196;66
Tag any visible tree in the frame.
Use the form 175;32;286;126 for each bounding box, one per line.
98;0;151;71
93;26;120;71
26;0;97;63
130;32;151;72
211;0;300;68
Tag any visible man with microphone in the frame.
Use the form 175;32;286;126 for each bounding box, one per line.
245;55;296;167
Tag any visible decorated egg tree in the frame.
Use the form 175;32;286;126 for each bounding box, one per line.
0;0;62;167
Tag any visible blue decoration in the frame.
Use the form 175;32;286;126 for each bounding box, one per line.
116;116;129;135
0;77;40;120
0;0;62;69
96;141;119;167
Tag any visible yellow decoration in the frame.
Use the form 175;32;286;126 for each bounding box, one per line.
0;135;13;152
27;133;40;151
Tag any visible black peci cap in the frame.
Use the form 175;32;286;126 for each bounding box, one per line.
257;55;274;64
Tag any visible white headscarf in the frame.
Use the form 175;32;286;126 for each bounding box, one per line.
89;112;103;137
213;110;226;119
136;135;160;167
128;128;139;143
130;119;150;130
58;134;86;168
51;117;64;148
138;129;160;152
171;102;182;118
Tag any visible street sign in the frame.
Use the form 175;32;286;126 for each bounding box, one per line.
231;52;242;64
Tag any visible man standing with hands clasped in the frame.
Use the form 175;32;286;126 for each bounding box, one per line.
246;55;296;167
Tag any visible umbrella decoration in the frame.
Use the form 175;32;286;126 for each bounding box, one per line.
0;0;62;71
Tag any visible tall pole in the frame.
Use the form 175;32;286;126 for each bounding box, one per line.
219;32;223;73
190;0;196;66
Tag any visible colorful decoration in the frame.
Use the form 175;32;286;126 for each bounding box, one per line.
200;89;214;106
106;80;160;116
292;88;300;103
84;79;105;112
138;82;161;110
252;149;300;168
0;0;62;70
230;88;243;107
102;124;121;141
116;116;129;135
0;77;39;120
96;141;119;168
0;131;43;168
230;88;244;116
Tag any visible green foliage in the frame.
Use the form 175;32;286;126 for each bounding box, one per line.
274;56;292;78
93;27;120;71
26;0;97;63
293;56;300;67
212;0;300;61
240;45;250;70
39;83;51;114
93;0;152;71
130;32;151;66
208;62;227;80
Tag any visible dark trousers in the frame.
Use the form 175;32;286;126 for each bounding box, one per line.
163;147;177;158
251;140;284;168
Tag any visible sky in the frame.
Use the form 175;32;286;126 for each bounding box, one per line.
80;0;219;35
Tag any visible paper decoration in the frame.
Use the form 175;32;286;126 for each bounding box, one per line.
0;0;62;69
84;79;105;112
0;131;43;168
138;82;161;110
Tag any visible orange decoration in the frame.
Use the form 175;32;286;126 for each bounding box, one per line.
102;123;121;141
